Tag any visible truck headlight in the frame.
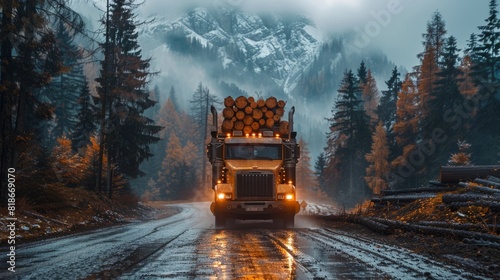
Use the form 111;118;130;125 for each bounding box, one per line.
217;193;232;200
278;194;294;200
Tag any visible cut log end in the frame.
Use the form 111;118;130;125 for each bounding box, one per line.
224;96;235;107
235;96;248;109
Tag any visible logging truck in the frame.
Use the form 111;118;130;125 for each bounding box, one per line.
207;96;300;228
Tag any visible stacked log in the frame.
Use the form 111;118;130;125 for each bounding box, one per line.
440;165;500;184
221;96;288;134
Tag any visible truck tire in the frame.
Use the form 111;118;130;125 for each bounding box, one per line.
215;214;226;228
284;214;295;228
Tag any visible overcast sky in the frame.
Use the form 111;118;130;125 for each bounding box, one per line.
79;0;491;69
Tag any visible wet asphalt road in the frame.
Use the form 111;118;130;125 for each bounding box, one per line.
0;203;489;279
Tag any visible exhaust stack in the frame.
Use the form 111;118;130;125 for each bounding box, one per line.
288;106;295;140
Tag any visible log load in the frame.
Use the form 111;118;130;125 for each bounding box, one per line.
440;165;500;184
220;96;289;134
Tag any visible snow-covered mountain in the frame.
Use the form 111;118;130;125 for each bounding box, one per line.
137;4;396;161
140;6;322;95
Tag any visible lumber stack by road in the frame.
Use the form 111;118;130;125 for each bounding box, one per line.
221;96;289;135
362;170;500;244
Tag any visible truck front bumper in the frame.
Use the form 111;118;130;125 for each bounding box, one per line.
210;200;300;220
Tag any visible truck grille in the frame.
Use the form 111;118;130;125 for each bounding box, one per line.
236;171;275;200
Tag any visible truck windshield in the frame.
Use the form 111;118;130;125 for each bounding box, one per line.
225;144;282;160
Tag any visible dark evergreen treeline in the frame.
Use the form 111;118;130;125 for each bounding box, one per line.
317;1;500;208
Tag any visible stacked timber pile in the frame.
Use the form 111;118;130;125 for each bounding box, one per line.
370;180;458;209
370;166;500;209
221;96;289;135
358;166;500;245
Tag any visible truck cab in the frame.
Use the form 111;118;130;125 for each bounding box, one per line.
207;103;300;228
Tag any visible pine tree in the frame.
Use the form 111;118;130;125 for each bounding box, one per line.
190;82;219;189
422;36;465;174
417;44;438;123
468;0;500;164
144;85;161;120
392;74;420;188
314;152;327;193
43;18;86;146
157;132;184;199
169;85;179;109
420;11;447;64
448;140;472;166
362;70;380;126
357;61;368;85
296;139;316;189
459;55;478;97
377;67;401;159
417;11;447;127
95;0;162;195
179;141;199;199
72;79;96;151
157;97;181;144
0;0;85;204
365;122;390;194
325;69;371;205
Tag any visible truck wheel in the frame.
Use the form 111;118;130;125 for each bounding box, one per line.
273;218;285;228
284;214;295;228
215;214;226;228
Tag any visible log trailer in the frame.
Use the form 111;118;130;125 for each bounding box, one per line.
207;96;300;228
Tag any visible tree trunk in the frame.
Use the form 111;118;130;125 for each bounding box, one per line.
474;178;500;189
0;1;14;205
440;165;500;184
